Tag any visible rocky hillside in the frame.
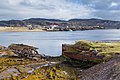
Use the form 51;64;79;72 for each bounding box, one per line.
0;18;120;29
79;56;120;80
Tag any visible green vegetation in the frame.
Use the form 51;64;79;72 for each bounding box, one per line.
46;56;66;62
0;57;41;73
0;57;38;66
65;40;120;57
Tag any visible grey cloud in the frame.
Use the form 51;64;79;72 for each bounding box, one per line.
0;0;120;21
0;0;93;20
93;10;120;21
78;0;120;20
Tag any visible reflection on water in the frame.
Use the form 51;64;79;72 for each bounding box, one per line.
0;29;120;56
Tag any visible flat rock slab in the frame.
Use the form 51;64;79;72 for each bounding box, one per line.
0;68;20;79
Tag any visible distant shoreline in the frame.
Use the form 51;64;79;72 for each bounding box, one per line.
0;30;45;32
0;26;119;32
0;27;45;32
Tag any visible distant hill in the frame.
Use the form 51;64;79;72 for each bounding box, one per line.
0;18;120;29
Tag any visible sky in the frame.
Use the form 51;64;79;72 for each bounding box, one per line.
0;0;120;21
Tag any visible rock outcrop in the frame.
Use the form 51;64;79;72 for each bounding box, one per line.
8;44;42;59
78;57;120;80
62;41;120;61
62;41;105;61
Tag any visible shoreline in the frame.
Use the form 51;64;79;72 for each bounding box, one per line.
0;29;116;32
0;27;45;32
0;30;45;32
0;26;119;32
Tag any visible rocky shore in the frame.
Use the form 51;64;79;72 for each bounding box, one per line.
79;56;120;80
1;41;120;80
0;44;77;80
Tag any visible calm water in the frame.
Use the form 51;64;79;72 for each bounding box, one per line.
0;29;120;56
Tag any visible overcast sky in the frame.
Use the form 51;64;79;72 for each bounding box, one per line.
0;0;120;21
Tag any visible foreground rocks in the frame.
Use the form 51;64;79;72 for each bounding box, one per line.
62;40;120;61
8;44;43;59
0;44;43;60
0;44;77;80
0;57;47;79
79;56;120;80
62;40;120;80
1;41;120;80
0;57;77;80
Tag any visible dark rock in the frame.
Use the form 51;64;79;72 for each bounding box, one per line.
78;57;120;80
8;44;42;59
62;42;104;61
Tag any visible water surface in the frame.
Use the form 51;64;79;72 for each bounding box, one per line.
0;29;120;56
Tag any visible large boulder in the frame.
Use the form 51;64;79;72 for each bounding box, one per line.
8;44;42;59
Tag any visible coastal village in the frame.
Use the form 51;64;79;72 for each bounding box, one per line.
24;23;105;31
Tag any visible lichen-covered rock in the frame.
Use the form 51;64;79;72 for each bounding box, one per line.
0;68;21;79
0;57;47;79
7;66;76;80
